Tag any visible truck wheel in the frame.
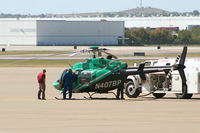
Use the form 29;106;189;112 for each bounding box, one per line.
125;81;140;98
152;93;166;98
175;84;192;99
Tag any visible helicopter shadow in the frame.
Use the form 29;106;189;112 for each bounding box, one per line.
53;97;200;102
54;95;200;101
54;96;118;100
83;96;120;100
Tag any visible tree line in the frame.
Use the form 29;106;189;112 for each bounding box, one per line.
125;27;200;45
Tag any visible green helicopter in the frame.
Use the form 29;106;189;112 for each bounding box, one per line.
53;46;188;99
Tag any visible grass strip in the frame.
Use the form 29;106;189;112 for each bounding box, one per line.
0;59;144;67
0;51;70;55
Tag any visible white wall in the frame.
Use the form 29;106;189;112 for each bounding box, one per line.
66;17;200;30
0;20;37;46
36;20;124;45
0;19;124;46
123;17;200;29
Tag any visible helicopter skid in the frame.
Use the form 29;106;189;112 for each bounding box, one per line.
83;92;118;99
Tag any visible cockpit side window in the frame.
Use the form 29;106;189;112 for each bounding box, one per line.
80;71;92;84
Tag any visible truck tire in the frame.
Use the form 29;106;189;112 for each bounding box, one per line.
152;93;166;98
125;81;140;98
175;84;193;99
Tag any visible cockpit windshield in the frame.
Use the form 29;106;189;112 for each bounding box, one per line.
57;69;68;81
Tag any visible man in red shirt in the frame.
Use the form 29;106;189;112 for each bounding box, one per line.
37;68;46;100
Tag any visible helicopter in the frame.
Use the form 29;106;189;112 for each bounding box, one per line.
53;45;188;99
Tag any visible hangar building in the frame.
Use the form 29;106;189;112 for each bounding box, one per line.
0;19;124;46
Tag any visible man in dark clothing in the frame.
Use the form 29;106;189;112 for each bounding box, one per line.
116;85;124;100
62;69;74;100
116;83;124;100
37;68;46;100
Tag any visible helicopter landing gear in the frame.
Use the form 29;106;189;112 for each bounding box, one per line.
83;92;118;99
84;92;96;99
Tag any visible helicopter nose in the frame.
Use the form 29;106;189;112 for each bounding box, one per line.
54;85;58;89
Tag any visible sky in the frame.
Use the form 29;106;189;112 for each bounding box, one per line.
0;0;199;15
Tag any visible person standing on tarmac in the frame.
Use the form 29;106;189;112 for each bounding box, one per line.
62;69;74;100
37;68;46;100
116;86;124;100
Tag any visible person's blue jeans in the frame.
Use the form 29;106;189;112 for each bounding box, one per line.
63;84;72;99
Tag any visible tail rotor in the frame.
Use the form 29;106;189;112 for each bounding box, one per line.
166;55;180;78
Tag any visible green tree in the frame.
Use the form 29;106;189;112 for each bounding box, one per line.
132;28;150;44
190;27;200;44
149;30;174;44
125;28;176;45
125;28;148;45
176;30;192;44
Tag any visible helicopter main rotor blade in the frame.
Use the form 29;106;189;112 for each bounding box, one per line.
69;52;81;57
102;51;118;59
69;49;89;57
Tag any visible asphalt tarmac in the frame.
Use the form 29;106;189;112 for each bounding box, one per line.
1;46;200;60
1;67;200;133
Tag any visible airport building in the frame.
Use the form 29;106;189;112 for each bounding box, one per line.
1;17;200;46
0;19;124;46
